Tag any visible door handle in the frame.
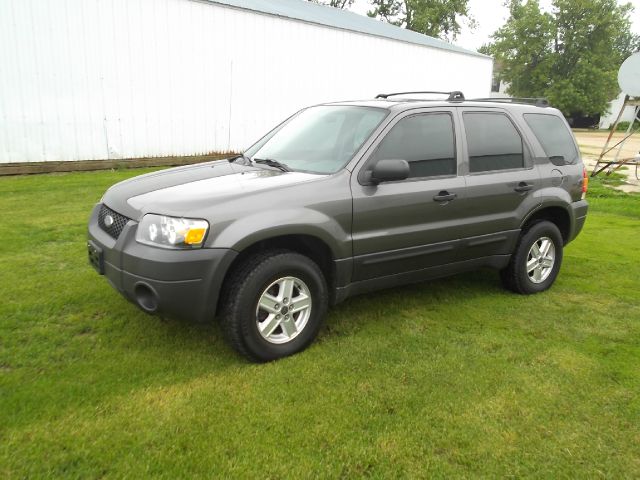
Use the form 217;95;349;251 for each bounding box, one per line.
514;182;533;193
433;191;457;202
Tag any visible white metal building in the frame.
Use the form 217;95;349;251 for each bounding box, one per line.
0;0;493;164
599;92;638;129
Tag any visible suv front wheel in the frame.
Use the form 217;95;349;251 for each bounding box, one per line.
220;250;328;362
501;220;564;294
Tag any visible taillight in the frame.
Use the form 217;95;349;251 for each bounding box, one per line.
582;167;589;198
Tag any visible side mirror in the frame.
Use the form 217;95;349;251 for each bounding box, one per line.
369;159;410;185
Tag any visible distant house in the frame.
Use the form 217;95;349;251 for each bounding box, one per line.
490;79;510;99
599;93;638;129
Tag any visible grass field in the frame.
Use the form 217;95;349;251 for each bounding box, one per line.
1;169;639;478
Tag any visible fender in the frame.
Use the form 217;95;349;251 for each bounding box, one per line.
522;186;573;228
208;207;352;259
519;187;582;245
530;185;573;206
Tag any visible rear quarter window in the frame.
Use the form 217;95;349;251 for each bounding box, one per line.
524;114;579;165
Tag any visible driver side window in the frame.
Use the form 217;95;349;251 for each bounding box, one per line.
372;113;456;179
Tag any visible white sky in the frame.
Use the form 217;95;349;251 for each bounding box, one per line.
350;0;640;51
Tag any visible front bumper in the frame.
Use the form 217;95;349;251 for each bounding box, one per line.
87;204;238;322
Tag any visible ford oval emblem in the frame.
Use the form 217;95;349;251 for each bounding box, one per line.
104;214;114;227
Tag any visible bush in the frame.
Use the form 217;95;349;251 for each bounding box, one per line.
609;120;640;131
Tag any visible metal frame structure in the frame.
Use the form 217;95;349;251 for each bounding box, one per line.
591;95;640;179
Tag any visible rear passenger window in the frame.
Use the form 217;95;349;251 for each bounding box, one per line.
373;114;456;178
464;113;524;173
524;114;578;165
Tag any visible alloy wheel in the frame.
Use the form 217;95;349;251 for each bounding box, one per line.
255;276;313;344
527;236;556;284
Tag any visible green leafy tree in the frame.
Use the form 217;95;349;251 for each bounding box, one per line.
484;0;639;118
309;0;355;8
367;0;474;41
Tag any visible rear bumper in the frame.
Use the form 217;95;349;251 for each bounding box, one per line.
87;204;237;322
568;199;588;243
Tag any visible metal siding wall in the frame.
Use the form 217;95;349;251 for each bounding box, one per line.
0;0;493;163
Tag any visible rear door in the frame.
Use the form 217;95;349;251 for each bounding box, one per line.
350;108;468;281
456;107;540;255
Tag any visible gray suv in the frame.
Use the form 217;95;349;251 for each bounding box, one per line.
87;91;589;362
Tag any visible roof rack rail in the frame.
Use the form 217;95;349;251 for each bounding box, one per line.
376;91;465;101
470;97;550;108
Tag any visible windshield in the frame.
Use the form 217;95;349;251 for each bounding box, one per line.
245;106;388;174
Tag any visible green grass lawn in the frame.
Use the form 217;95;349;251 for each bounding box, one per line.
1;169;639;478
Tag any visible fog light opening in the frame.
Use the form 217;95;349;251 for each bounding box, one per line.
134;283;159;313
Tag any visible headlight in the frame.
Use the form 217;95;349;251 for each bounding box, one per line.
136;214;209;249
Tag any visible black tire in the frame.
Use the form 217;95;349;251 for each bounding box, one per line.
500;220;564;295
220;250;328;362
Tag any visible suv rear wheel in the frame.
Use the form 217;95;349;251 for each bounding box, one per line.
501;220;564;294
220;250;328;362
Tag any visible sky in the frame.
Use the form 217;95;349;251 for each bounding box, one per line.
350;0;640;51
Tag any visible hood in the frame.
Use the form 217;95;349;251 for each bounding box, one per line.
102;160;322;220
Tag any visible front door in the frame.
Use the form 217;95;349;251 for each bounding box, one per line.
350;109;468;282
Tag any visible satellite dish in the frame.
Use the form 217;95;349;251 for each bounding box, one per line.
618;52;640;97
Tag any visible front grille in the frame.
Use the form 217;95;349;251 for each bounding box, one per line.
98;204;130;240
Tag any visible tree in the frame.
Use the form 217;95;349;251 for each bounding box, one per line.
367;0;474;41
309;0;355;8
484;0;640;118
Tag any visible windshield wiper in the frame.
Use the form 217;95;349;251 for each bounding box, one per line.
229;153;253;166
253;158;291;172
